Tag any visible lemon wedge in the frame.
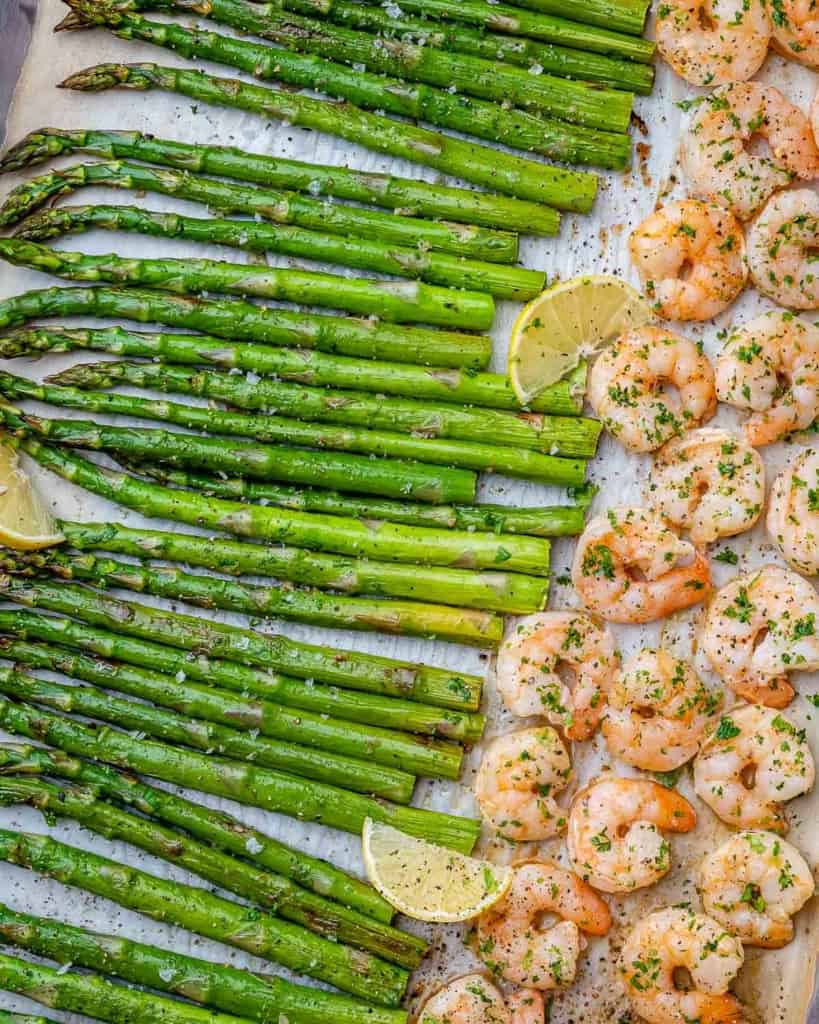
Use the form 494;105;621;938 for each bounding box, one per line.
508;274;653;406
362;819;511;922
0;440;63;550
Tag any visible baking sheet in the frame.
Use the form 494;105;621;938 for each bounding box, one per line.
0;1;818;1020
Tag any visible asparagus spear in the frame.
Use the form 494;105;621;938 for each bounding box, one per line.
2;545;502;649
0;369;598;469
59;4;629;170
1;424;554;579
476;0;650;35
0;774;425;967
0;666;415;802
0;693;482;851
0;741;395;921
16;203;546;300
58;63;597;209
45;354;589;454
0;573;486;709
0;637;464;778
1;159;520;266
0;128;560;237
0;1014;55;1024
0;609;486;740
98;0;634;132
0;900;406;1024
0;238;495;333
0;315;584;412
10;409;486;502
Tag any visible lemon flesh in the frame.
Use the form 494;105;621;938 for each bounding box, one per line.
0;441;64;550
362;819;511;923
509;274;653;406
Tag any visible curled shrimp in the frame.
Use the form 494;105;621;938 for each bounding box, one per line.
475;860;612;989
771;0;819;68
767;447;819;576
475;727;571;842
619;907;745;1024
747;189;819;308
567;777;697;893
495;612;619;740
602;648;723;772
647;428;765;545
694;704;815;832
588;326;717;452
714;310;819;446
629;200;747;321
682;83;819;221
701;565;819;707
699;831;815;948
655;0;770;85
571;507;712;624
417;974;545;1024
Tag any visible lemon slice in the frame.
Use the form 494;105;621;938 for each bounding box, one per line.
0;441;63;550
362;819;511;922
508;274;653;405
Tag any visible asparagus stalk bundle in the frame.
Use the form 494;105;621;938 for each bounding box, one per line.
2;545;502;648
0;609;487;739
97;0;634;132
46;355;588;454
16;202;546;300
0;742;394;921
0;693;482;851
0;637;464;778
0;666;415;802
0;573;486;709
0;238;495;333
59;4;629;170
0;369;597;472
0;900;406;1024
0;128;561;237
1;158;521;264
0;424;554;579
0;774;424;967
0;314;583;412
58;62;597;208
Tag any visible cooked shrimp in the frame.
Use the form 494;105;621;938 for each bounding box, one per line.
476;860;611;989
417;974;545;1024
771;0;819;68
715;310;819;445
588;326;717;452
767;447;819;576
655;0;770;86
647;428;765;545
699;831;815;947
682;83;819;220
602;649;723;772
693;704;815;831
567;777;697;893
701;565;819;706
475;727;572;842
619;907;745;1024
495;612;619;740
747;189;819;308
571;507;712;624
629;200;747;321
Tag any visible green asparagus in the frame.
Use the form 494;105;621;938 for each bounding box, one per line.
0;694;482;850
0;638;464;778
0;1014;56;1024
60;3;629;169
16;203;546;300
58;62;598;208
470;0;650;35
0;667;415;802
0;742;394;922
0;609;487;740
0;127;560;236
0;900;406;1024
0;773;425;967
